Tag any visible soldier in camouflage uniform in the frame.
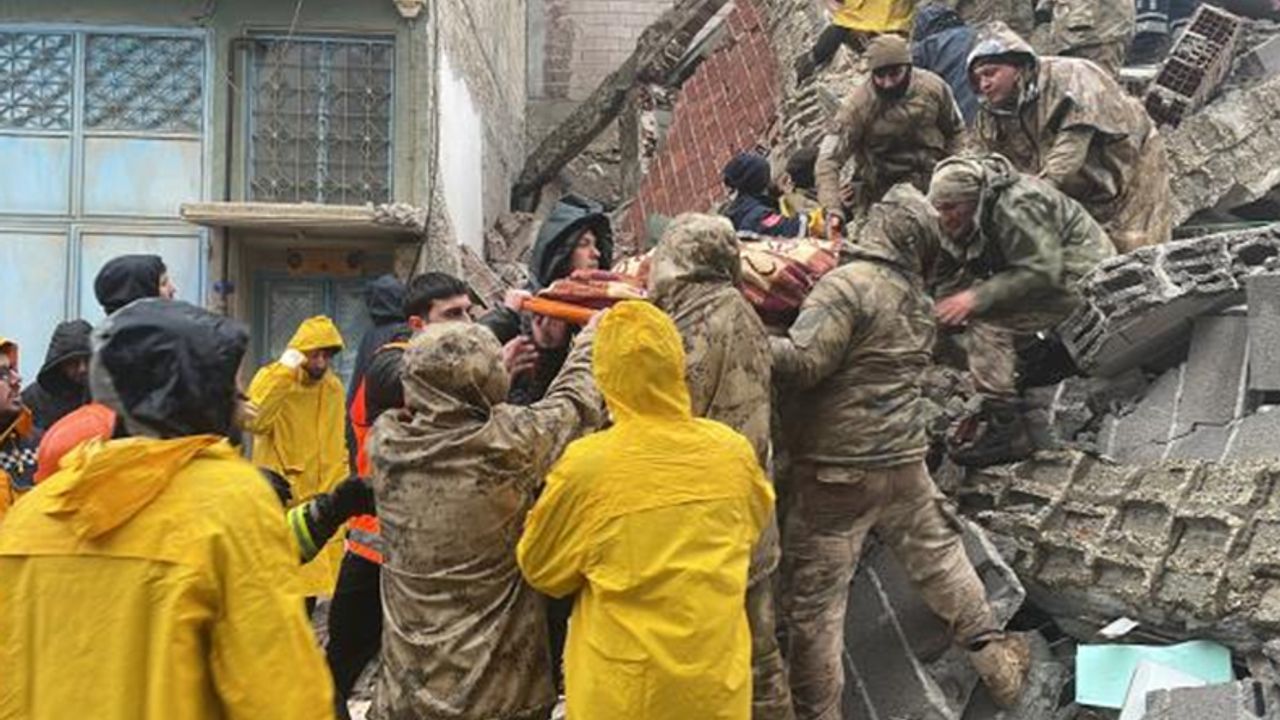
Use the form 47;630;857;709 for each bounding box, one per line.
816;35;966;231
367;323;603;720
929;153;1114;461
648;213;794;720
1040;0;1135;75
968;23;1171;252
771;184;1030;720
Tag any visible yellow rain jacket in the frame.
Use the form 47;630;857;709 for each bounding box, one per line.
246;315;348;596
517;301;774;720
0;336;36;521
0;435;333;720
832;0;915;34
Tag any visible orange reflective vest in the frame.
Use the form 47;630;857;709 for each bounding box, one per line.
345;341;408;565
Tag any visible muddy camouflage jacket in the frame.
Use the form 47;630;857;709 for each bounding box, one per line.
771;185;942;468
649;213;780;580
971;26;1167;246
367;322;602;720
949;154;1114;317
817;68;966;215
1045;0;1135;53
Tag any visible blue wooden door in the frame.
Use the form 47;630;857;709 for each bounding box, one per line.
257;276;374;389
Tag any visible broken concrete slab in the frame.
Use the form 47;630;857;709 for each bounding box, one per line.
960;450;1280;652
1108;366;1181;461
1176;313;1249;431
1238;32;1280;78
1247;274;1280;391
844;520;1026;719
1060;225;1280;377
1144;680;1280;719
1166;73;1280;225
1166;423;1234;462
1223;406;1280;460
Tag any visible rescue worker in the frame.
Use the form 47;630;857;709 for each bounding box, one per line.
771;184;1031;719
345;274;406;468
779;146;822;217
21;320;92;431
968;22;1171;252
912;4;980;124
92;254;178;314
517;300;774;720
244;315;349;598
646;213;794;719
0;337;39;518
794;0;917;81
723;152;819;238
1040;0;1136;75
816;34;966;233
929;153;1114;463
330;272;535;718
367;321;603;720
0;299;333;719
483;196;613;405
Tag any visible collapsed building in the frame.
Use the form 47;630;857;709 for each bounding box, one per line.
468;0;1280;717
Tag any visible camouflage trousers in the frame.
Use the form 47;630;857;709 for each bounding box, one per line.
749;518;797;720
782;460;995;720
969;301;1077;398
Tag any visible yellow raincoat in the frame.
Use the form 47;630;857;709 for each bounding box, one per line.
0;435;333;720
0;336;36;521
517;301;774;720
246;315;348;596
832;0;915;33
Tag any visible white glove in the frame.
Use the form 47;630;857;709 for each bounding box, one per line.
281;348;306;370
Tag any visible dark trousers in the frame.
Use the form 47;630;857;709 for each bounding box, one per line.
811;24;866;68
326;552;383;716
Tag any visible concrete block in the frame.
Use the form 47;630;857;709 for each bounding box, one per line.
1143;4;1245;128
843;566;957;720
1224;406;1280;461
1247;274;1280;391
1166;423;1232;461
1177;313;1249;431
1144;680;1280;719
845;520;1025;719
1238;33;1280;78
1110;366;1181;461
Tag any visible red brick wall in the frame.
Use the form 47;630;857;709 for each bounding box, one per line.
623;0;780;242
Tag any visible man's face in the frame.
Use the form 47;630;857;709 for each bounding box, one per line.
570;230;602;272
972;62;1021;106
0;353;22;420
60;356;89;387
303;349;335;381
933;199;979;241
158;272;178;300
872;65;911;96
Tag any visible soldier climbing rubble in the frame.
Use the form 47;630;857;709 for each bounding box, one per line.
816;34;967;232
771;183;1032;719
929;152;1115;466
968;21;1173;253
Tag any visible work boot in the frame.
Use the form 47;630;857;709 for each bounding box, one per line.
968;631;1031;708
947;398;1034;467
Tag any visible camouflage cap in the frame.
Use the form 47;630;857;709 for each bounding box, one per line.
401;322;509;415
866;34;911;71
647;213;742;305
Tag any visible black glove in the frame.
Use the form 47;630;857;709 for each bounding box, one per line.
259;468;293;507
330;476;376;520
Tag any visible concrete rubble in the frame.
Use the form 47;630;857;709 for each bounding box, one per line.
1144;680;1280;718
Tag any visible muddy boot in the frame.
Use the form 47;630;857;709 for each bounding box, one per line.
967;631;1031;708
947;398;1034;467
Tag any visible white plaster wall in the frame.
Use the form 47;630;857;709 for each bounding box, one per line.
437;52;486;255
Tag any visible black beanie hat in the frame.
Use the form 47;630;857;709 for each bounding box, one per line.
722;152;772;196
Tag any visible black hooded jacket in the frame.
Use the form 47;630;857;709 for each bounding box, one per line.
480;198;613;405
93;299;248;439
345;274;407;468
912;5;979;124
21;320;92;430
94;255;166;315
